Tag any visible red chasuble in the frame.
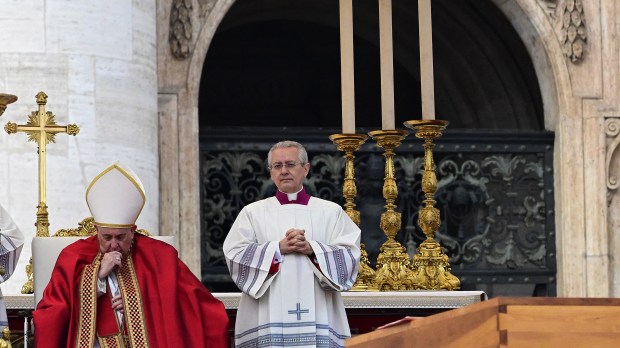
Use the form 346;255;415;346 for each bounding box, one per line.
33;234;229;348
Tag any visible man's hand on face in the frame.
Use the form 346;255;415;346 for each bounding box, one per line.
279;229;313;256
98;251;123;279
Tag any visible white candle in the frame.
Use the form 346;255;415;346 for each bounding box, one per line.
419;0;436;120
379;0;395;129
24;317;28;348
339;0;356;134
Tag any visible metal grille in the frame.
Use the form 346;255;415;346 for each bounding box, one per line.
200;128;556;297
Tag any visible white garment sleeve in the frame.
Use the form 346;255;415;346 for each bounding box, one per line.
274;244;284;264
308;208;361;291
0;205;24;283
223;207;279;299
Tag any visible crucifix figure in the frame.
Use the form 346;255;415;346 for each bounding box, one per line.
4;91;80;237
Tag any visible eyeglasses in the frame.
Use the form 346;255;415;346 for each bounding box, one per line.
268;161;305;171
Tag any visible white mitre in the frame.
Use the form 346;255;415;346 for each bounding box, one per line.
86;163;146;227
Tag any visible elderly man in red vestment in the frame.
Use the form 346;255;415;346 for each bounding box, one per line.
33;163;229;348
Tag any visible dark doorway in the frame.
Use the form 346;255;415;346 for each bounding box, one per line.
199;0;544;130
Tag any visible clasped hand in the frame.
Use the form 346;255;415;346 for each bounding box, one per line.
279;228;313;255
99;251;125;312
99;251;123;279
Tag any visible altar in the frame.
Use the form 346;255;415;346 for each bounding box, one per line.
5;291;486;346
215;291;486;341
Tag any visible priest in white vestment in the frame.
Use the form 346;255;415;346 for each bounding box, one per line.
0;205;24;329
224;140;361;348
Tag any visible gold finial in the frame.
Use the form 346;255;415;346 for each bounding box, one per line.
0;93;17;118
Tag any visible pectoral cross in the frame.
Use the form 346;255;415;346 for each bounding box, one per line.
4;91;80;237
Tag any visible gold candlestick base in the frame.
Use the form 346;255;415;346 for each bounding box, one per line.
329;133;378;291
351;243;379;291
0;93;17;117
368;129;418;290
404;120;460;290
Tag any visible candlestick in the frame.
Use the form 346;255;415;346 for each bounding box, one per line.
24;316;28;348
368;129;418;290
379;0;395;129
418;0;436;120
403;119;459;290
340;0;356;133
329;133;378;291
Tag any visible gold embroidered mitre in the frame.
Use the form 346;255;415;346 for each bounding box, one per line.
86;163;146;228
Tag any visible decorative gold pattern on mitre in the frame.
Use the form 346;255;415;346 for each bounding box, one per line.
86;164;146;228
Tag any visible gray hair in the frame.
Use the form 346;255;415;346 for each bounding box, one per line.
268;140;309;165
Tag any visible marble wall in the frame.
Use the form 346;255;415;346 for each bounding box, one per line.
0;0;159;295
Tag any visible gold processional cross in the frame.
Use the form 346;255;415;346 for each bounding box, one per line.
4;91;80;237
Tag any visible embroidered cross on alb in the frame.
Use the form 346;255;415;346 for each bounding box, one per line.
288;303;309;321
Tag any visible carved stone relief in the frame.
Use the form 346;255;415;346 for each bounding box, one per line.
169;0;193;60
537;0;558;19
559;0;587;63
537;0;586;63
198;0;217;18
605;117;620;205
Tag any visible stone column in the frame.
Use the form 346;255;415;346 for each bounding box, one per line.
0;0;158;294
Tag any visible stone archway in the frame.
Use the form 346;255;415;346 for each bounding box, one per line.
491;0;607;297
158;0;610;297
